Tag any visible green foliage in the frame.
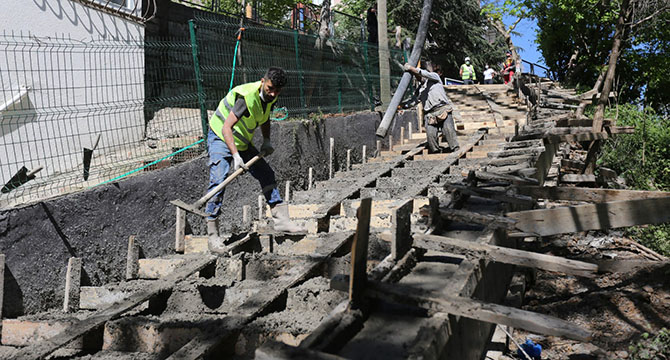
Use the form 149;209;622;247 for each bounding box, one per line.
599;105;670;191
628;328;670;359
386;0;506;80
600;104;670;256
200;0;302;24
524;0;670;113
625;224;670;257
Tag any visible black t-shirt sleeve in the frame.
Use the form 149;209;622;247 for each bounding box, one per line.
232;97;250;119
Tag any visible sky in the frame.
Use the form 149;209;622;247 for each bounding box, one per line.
505;15;550;78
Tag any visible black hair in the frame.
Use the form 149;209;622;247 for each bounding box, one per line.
264;67;287;88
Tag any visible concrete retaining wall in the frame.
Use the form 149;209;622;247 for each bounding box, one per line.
0;110;416;317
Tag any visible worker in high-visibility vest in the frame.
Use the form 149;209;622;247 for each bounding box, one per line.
459;57;477;85
205;67;303;252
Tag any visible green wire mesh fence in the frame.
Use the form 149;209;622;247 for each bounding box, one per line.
0;12;408;208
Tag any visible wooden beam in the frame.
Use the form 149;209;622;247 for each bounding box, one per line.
560;174;597;183
330;275;592;342
429;208;517;230
391;199;413;260
256;340;347;360
517;186;670;203
168;231;354;359
473;171;540;185
507;197;670;237
545;131;609;144
63;258;82;313
350;198;372;305
445;184;534;205
413;234;598;277
0;254;4;320
13;254;218;360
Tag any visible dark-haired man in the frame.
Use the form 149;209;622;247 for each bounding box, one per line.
205;67;303;252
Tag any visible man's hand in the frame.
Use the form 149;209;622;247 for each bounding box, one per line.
261;137;274;156
403;63;413;72
232;153;248;172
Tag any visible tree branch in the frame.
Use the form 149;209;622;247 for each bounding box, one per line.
628;5;670;28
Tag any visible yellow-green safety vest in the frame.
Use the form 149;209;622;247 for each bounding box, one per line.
461;64;476;80
209;81;277;151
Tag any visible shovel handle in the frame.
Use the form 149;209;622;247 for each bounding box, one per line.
194;153;265;207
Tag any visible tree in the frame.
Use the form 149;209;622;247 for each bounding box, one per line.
526;0;670;114
387;0;505;81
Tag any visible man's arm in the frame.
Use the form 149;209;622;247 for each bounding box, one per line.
222;112;240;155
403;63;441;82
260;120;271;140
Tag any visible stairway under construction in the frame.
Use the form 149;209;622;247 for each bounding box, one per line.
2;82;668;360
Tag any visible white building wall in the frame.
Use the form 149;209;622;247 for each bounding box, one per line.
0;0;145;203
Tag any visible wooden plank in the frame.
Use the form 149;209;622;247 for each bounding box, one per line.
256;340;347;360
167;231;354;360
391;199;413;260
0;254;4;320
13;254;217;360
330;276;592;342
414;234;598;277
560;174;597;183
507;197;670;237
437;208;518;230
63;258;82;313
545;131;609;144
350;198;372;305
175;207;186;253
517;186;670;203
474;171;540;185
445;185;534;205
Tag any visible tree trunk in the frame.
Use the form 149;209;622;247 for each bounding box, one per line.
592;0;634;132
378;0;391;106
315;0;331;50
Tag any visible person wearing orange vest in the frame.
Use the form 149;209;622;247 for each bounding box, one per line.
205;67;303;252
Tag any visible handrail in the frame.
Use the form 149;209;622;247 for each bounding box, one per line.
522;59;553;80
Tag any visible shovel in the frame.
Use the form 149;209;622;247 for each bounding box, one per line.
83;134;101;181
171;153;265;217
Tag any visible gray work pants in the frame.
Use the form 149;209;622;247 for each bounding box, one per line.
425;112;459;153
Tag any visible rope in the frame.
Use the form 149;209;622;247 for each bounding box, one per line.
89;139;204;189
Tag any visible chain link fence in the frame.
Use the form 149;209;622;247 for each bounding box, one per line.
0;12;408;209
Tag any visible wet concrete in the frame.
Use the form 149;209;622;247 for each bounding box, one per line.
0;110;416;316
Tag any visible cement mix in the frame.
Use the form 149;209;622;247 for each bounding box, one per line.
0;110;417;316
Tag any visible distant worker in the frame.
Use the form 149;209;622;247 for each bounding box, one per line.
502;53;516;85
459;57;476;85
483;64;496;84
366;5;378;44
205;67;303;253
403;63;460;154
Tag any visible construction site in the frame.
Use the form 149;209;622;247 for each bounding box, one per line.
1;0;669;359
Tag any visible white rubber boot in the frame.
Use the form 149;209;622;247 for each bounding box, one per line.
271;203;306;234
207;219;226;254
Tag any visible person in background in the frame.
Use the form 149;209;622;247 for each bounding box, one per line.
502;53;516;85
459;57;476;85
483;64;496;84
366;5;378;44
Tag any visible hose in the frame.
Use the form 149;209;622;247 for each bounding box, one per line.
375;0;434;138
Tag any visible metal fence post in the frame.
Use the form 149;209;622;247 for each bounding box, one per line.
189;20;208;143
293;30;306;110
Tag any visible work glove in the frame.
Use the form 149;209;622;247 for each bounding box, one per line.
403;63;412;72
232;152;247;172
261;137;274;156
